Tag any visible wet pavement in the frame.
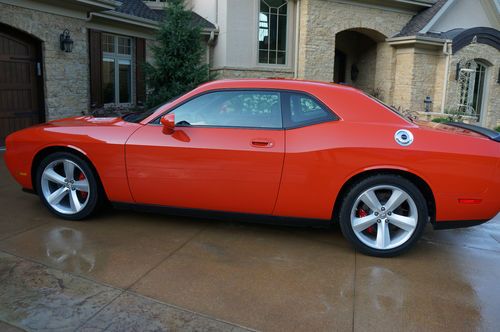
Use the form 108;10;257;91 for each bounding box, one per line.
1;152;500;331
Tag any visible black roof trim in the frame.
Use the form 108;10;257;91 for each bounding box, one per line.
445;122;500;142
452;27;500;54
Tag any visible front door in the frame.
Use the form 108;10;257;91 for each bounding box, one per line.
126;90;285;215
0;24;44;146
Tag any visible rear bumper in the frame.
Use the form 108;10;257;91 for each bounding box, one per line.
432;212;500;230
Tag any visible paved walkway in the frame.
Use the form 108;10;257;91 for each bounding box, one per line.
1;153;500;331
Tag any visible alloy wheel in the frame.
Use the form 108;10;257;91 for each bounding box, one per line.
40;159;90;215
350;185;418;250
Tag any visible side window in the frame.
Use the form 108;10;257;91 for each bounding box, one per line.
170;91;282;129
285;93;335;127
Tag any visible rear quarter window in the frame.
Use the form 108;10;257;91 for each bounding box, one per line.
282;92;337;128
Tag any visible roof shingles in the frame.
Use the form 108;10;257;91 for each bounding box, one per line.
112;0;216;30
114;0;161;21
396;0;449;37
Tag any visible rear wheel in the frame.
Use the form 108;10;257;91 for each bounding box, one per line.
36;152;102;220
339;175;428;257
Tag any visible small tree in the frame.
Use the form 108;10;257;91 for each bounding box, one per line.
144;0;210;107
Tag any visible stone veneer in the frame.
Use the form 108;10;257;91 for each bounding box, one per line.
211;67;294;79
0;3;89;120
392;44;443;113
296;0;412;84
445;43;500;129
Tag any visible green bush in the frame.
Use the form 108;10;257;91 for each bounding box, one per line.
431;117;449;123
144;0;211;108
495;126;500;132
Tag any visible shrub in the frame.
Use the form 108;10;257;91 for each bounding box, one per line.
431;117;449;123
144;0;211;108
495;126;500;132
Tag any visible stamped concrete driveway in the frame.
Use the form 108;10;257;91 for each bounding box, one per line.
1;152;500;332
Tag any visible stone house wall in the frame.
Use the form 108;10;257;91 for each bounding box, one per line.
297;0;413;84
445;43;500;128
211;68;294;79
391;46;415;110
409;46;441;113
0;3;89;120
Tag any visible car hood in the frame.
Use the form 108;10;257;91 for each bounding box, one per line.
46;116;125;127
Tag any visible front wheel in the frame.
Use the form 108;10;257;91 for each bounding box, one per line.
36;152;102;220
339;175;428;257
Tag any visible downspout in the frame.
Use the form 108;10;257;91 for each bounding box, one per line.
207;30;215;71
441;40;452;113
215;0;218;25
294;0;301;79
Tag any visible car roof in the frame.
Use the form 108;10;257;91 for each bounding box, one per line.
196;78;360;93
141;78;411;126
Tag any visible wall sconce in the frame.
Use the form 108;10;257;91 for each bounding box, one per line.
59;29;74;53
424;96;433;112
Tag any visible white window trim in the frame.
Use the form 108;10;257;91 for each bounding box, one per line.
477;63;489;126
458;60;489;125
257;0;290;67
102;34;135;107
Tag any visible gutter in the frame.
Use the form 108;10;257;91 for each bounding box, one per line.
76;0;122;10
89;11;160;30
87;7;219;35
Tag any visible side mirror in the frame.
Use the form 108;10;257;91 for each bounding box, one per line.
160;113;175;134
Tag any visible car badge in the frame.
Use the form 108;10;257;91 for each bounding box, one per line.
395;129;414;146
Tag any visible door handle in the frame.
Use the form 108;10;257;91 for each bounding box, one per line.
251;139;274;148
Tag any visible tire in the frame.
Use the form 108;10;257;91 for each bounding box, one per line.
35;152;102;221
338;174;428;257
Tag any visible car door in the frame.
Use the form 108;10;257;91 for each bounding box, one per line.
273;91;339;219
125;90;285;215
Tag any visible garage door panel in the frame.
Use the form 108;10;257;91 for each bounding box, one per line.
0;26;43;146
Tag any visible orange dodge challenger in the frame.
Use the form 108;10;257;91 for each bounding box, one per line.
4;79;500;256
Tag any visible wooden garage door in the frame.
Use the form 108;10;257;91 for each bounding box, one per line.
0;25;44;146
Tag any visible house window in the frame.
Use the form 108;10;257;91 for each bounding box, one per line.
458;60;487;121
258;0;288;65
102;34;133;104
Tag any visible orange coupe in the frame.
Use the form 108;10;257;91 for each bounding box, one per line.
4;79;500;256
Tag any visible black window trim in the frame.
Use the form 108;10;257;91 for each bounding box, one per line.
280;91;338;129
149;88;339;130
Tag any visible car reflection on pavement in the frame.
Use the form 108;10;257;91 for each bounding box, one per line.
44;227;95;273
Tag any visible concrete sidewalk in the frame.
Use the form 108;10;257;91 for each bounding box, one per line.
1;153;500;331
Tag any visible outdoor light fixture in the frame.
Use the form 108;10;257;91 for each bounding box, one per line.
424;96;433;112
59;29;74;53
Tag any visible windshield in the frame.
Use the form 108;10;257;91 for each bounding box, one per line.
122;105;160;123
122;95;182;123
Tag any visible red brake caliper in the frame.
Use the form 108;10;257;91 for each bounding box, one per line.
78;172;88;199
357;208;376;234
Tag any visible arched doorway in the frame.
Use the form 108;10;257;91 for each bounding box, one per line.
333;28;386;96
456;59;490;124
0;23;45;146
